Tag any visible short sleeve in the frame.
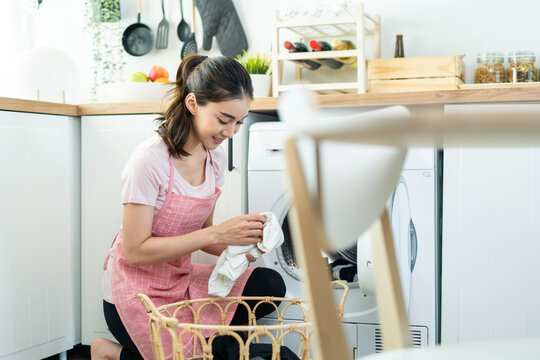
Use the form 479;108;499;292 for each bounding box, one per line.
120;149;163;206
211;147;226;189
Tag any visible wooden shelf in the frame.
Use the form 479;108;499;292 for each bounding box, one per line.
4;87;540;116
0;97;78;116
277;50;359;61
458;82;540;90
278;83;359;95
314;86;540;108
276;16;359;29
77;101;169;116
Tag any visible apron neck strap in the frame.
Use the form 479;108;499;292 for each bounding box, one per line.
168;155;175;194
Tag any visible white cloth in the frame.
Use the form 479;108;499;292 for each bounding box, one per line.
208;212;284;297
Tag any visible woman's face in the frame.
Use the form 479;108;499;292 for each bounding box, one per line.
191;95;251;150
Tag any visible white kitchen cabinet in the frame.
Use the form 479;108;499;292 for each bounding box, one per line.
0;110;80;360
80;114;247;342
442;104;540;345
81;114;158;344
212;138;242;224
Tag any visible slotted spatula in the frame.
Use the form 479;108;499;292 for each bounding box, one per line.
156;0;169;49
181;0;197;59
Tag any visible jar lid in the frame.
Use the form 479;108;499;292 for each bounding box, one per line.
477;51;504;63
508;50;536;62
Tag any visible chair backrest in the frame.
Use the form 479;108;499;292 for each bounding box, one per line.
277;87;414;359
278;87;410;251
277;87;540;360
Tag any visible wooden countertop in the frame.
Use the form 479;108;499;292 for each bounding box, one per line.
3;85;540;116
0;97;78;116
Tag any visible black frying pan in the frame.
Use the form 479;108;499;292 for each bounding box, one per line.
122;0;154;56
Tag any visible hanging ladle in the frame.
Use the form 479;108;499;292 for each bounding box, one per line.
177;0;191;42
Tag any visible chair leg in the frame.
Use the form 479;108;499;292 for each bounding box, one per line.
284;138;351;360
370;210;412;350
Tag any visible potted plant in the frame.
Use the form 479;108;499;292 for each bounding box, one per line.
236;51;272;98
91;0;121;23
84;0;125;101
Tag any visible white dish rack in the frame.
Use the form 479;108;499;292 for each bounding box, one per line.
271;4;380;96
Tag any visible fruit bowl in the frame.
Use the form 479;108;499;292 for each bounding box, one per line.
96;81;175;103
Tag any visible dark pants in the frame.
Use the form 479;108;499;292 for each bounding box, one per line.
104;267;286;360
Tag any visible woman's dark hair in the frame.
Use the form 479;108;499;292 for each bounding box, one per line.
155;54;253;158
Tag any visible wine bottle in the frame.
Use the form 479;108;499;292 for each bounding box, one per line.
309;40;344;70
283;41;321;70
310;40;332;51
285;41;309;52
332;39;357;67
394;34;404;58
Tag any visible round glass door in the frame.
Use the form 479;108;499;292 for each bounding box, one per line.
390;177;414;311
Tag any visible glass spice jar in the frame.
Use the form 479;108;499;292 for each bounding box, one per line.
507;51;537;82
474;52;505;83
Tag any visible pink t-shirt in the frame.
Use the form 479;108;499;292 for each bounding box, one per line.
102;135;225;303
120;135;225;212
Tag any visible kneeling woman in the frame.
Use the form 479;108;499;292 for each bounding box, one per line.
91;55;286;360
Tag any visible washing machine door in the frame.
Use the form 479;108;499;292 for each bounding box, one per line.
276;213;301;279
389;177;417;311
256;192;304;300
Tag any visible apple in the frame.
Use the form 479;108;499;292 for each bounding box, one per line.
149;65;169;82
153;77;170;83
128;72;149;82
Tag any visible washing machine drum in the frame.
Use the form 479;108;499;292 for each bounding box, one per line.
277;213;358;281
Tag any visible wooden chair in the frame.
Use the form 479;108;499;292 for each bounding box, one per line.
279;88;412;359
278;86;540;359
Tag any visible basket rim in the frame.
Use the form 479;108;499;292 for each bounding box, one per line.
137;280;349;331
160;321;313;332
156;295;307;311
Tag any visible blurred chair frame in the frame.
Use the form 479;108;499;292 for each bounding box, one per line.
283;136;411;360
280;88;540;360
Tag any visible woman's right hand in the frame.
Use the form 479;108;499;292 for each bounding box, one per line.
211;213;266;246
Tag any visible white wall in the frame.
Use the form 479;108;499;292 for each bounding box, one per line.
363;0;538;84
0;0;89;103
1;0;540;103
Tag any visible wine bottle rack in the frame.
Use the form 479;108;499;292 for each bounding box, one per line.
271;3;380;96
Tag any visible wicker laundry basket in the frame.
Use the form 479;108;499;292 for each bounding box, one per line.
138;281;349;360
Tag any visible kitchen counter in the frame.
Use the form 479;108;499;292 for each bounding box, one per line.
0;97;78;116
3;85;540;116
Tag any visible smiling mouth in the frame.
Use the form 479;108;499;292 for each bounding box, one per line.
212;136;225;144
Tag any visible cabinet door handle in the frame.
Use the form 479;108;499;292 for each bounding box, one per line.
228;138;234;171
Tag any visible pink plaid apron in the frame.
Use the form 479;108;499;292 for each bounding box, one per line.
108;151;255;359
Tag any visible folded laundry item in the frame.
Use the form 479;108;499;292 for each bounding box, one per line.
208;212;284;297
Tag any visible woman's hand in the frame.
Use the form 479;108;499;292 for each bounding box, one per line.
245;252;257;263
245;248;266;263
211;213;266;246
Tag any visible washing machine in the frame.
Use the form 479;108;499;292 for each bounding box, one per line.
247;121;440;357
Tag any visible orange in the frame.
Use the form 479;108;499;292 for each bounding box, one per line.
154;77;170;83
